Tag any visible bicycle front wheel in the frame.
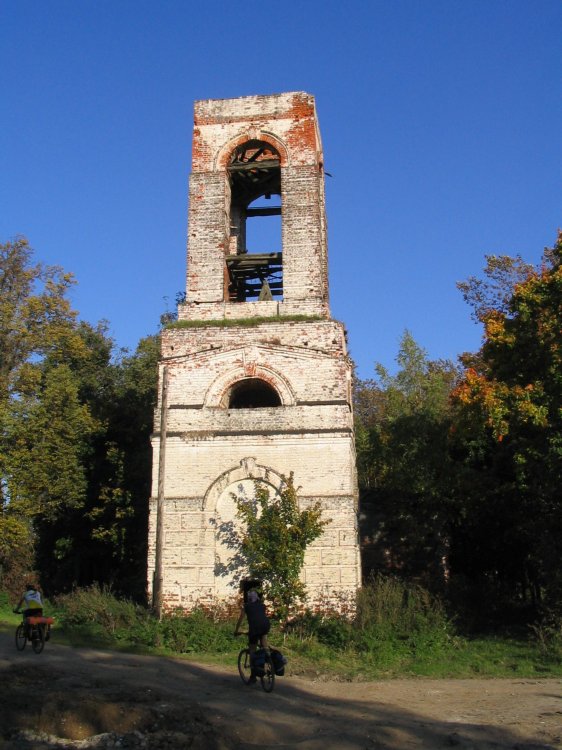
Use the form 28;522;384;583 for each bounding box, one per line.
31;624;45;654
238;648;252;684
15;624;26;651
260;652;275;693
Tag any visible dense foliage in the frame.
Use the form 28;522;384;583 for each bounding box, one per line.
356;232;562;629
2;231;561;635
0;238;159;601
451;232;562;619
355;331;460;588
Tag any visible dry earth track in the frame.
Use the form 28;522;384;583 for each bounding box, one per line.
0;630;560;749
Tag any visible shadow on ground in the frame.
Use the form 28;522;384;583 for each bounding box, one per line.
0;630;559;750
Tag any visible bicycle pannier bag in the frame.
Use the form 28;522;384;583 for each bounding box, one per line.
252;648;266;675
270;648;288;676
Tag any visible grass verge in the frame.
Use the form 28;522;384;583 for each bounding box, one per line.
1;582;560;680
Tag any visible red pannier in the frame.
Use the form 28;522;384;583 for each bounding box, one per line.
25;616;54;626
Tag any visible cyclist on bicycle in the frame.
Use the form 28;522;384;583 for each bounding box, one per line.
14;582;44;639
234;588;271;683
15;582;43;619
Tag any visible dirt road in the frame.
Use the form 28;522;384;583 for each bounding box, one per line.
0;630;560;749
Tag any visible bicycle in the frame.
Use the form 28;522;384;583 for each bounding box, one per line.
14;610;54;654
236;634;275;692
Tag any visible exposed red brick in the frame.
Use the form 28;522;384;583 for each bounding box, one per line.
148;92;360;614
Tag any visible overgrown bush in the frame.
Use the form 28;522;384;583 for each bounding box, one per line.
44;577;456;660
159;608;234;653
315;618;353;650
234;474;329;619
53;587;239;653
285;575;453;657
356;574;451;634
530;612;562;663
55;584;144;634
0;590;11;612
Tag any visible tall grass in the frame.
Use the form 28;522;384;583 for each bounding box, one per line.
3;578;559;678
354;574;454;665
280;575;456;675
52;585;238;655
53;585;158;647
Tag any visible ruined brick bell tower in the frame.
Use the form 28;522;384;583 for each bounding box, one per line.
148;92;361;611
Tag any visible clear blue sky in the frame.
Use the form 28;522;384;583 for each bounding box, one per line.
2;1;561;379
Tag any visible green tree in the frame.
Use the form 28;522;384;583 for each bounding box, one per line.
0;237;77;406
30;322;159;596
0;238;159;598
235;474;329;618
355;332;459;589
0;237;78;591
0;512;33;599
452;232;562;615
1;305;120;591
83;333;159;598
6;364;95;522
112;334;159;596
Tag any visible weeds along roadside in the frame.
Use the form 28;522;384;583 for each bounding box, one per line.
0;579;560;679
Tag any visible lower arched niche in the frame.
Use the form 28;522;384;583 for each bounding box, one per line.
205;460;285;598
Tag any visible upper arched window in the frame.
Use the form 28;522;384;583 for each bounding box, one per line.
226;140;282;302
227;378;282;409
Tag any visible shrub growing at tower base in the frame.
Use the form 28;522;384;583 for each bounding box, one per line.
235;473;329;619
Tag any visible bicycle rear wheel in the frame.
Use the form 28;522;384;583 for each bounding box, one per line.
238;648;252;684
260;652;275;693
31;624;45;654
15;624;26;651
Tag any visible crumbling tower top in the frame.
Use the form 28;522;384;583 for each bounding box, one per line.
179;91;331;322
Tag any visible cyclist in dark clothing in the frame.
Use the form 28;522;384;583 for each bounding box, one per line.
234;589;271;683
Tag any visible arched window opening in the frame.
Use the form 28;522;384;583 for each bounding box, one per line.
226;140;282;302
228;378;282;409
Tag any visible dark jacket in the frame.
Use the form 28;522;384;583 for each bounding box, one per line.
245;599;270;635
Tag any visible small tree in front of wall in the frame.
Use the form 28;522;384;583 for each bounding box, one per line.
235;473;329;619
